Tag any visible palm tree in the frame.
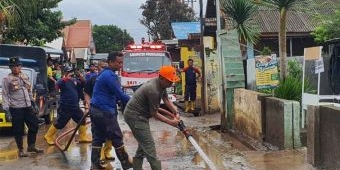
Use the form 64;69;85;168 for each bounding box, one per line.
261;0;308;79
0;0;37;43
220;0;260;86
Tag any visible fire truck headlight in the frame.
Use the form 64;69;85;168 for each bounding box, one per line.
166;86;175;94
123;88;135;96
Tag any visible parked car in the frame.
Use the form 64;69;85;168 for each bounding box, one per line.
0;44;64;130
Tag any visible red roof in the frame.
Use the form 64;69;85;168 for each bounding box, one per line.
63;20;92;48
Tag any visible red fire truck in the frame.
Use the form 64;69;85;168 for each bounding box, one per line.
120;41;177;102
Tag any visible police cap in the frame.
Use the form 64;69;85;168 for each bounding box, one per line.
9;57;22;67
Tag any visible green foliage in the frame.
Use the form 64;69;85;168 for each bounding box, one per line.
92;25;134;53
311;10;340;44
220;0;260;45
140;0;195;40
273;59;315;102
3;0;75;45
287;59;302;78
260;47;272;56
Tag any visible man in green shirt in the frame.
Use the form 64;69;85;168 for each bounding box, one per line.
123;65;181;170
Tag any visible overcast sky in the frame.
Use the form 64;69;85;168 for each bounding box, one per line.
57;0;202;43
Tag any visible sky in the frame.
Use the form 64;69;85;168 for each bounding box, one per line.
57;0;202;44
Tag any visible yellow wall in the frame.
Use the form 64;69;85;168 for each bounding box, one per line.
180;47;202;99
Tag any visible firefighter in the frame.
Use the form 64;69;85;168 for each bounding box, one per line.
2;56;44;157
83;59;115;164
123;65;181;170
179;59;201;113
44;66;92;145
89;52;132;170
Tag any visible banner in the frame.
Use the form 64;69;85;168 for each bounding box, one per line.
255;54;279;89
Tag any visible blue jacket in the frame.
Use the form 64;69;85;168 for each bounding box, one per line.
90;67;129;114
56;78;81;108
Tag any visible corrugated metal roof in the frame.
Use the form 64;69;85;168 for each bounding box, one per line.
253;1;339;34
171;22;201;39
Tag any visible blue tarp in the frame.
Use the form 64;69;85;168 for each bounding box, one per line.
171;22;200;40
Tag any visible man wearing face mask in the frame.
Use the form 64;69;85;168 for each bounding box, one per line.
2;57;44;157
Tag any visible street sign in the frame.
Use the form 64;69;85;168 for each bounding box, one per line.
204;18;217;26
315;57;324;74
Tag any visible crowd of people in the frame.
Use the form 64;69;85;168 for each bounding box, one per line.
1;53;201;170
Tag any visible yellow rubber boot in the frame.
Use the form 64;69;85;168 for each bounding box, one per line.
78;125;92;143
104;140;114;161
44;125;57;145
184;101;190;112
190;101;195;111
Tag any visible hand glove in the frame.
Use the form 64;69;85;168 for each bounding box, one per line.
4;109;12;122
31;101;39;114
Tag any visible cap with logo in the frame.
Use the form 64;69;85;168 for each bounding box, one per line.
159;65;180;83
9;57;22;66
63;66;74;73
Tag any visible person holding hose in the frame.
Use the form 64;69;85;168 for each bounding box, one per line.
44;67;92;145
89;51;132;170
84;59;115;164
123;65;181;170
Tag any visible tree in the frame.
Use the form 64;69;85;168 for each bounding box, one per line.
0;0;37;43
3;0;75;45
261;0;309;80
221;0;260;58
92;25;134;53
220;0;260;87
311;10;340;43
140;0;195;40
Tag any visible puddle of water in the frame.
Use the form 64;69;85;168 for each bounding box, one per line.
187;136;218;170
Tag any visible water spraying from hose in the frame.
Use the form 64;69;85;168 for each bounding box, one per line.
159;108;218;170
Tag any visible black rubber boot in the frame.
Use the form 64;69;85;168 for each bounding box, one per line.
115;146;133;170
18;149;28;157
27;144;44;153
133;157;144;170
91;147;106;170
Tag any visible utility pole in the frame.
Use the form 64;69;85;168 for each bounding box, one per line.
199;0;207;114
216;0;228;131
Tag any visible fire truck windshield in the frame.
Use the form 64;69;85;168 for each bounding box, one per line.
123;52;172;72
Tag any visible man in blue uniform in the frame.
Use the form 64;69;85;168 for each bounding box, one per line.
89;51;132;170
181;59;201;113
44;67;92;145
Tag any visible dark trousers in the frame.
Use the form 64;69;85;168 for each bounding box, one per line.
54;105;85;129
90;105;123;148
10;107;39;149
184;84;197;101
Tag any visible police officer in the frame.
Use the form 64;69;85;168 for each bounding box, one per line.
2;56;44;157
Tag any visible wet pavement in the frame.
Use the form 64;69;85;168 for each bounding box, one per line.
0;109;317;170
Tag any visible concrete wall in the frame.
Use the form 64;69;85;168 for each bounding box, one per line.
204;36;221;114
265;97;301;150
234;88;263;140
307;105;340;169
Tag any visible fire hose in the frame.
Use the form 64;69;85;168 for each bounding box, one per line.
55;111;91;152
54;106;217;170
158;108;218;170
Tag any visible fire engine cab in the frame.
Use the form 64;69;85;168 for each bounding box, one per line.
121;41;177;102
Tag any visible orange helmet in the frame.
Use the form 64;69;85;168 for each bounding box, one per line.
159;65;180;83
